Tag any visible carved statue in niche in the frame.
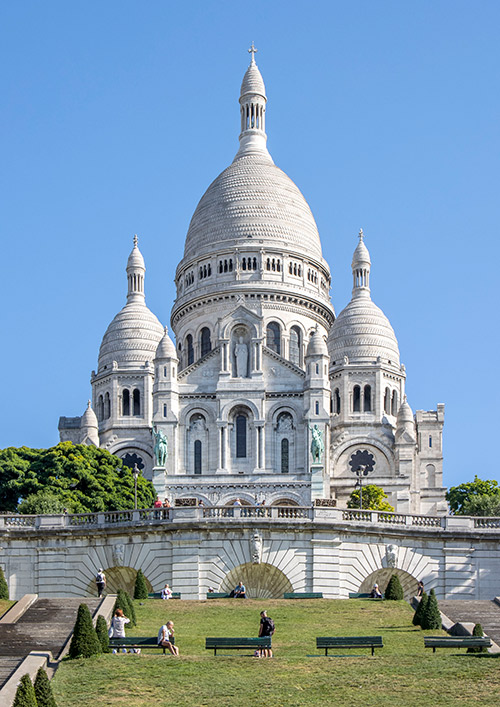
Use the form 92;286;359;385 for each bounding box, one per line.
277;413;293;432
152;424;168;467
191;414;205;432
386;544;398;568
112;544;125;567
234;336;249;377
250;532;262;564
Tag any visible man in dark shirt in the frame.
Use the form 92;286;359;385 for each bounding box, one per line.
259;610;275;657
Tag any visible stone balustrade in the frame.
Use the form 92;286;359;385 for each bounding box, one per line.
0;507;499;532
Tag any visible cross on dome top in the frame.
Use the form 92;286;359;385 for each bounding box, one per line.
248;42;257;64
133;234;138;247
359;228;364;241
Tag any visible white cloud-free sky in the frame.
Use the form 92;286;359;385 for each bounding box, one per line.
1;0;499;488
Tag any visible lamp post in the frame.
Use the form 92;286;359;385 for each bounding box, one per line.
355;465;368;509
132;464;141;510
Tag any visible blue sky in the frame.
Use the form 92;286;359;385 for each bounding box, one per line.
1;1;499;488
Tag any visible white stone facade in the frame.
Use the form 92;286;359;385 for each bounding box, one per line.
59;53;446;514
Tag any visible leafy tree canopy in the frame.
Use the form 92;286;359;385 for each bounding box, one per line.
347;484;395;512
446;475;500;515
0;442;156;513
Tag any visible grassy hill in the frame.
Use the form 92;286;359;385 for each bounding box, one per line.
52;598;500;707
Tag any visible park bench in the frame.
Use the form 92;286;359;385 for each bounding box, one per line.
206;592;231;599
148;592;181;599
284;592;323;599
424;636;492;653
348;592;384;599
316;636;384;656
205;637;272;656
109;637;167;654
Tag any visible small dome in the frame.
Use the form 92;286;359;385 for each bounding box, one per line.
396;396;416;441
81;400;98;429
352;229;371;268
240;61;266;98
155;327;178;360
127;235;145;270
306;328;328;357
98;301;164;371
328;297;400;365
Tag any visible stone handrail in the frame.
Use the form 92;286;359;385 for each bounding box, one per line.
0;507;498;532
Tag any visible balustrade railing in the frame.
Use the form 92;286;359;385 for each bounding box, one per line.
474;517;500;529
68;513;99;526
3;515;37;527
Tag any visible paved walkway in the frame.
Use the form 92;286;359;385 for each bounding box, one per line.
0;598;100;688
439;599;500;645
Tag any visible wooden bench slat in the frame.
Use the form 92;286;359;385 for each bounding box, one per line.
316;636;383;656
283;592;323;599
424;636;492;653
206;593;231;599
205;637;271;656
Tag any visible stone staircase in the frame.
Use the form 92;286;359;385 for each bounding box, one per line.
0;598;101;688
439;599;500;645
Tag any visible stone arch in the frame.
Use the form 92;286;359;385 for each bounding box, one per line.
86;566;153;597
359;568;419;601
270;498;299;507
220;562;293;599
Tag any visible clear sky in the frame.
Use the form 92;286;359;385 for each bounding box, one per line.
1;1;499;489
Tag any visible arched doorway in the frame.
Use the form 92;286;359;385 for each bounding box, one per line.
86;566;153;597
359;568;419;600
221;562;293;599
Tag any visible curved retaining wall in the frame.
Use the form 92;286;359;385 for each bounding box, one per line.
1;507;499;600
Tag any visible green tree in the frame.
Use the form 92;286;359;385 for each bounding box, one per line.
0;443;155;513
68;603;102;659
0;566;9;600
33;667;58;707
421;588;441;630
412;592;428;626
467;623;488;653
134;569;149;600
446;476;500;515
347;484;395;512
462;494;500;517
12;674;37;707
385;574;404;600
113;589;136;627
18;491;67;515
95;614;110;654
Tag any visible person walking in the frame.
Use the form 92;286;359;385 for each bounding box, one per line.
157;620;179;655
258;610;275;657
95;568;106;597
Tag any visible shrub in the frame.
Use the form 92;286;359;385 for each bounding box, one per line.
68;603;102;659
467;623;488;653
12;674;37;707
134;569;148;600
385;574;404;600
412;592;428;626
421;588;441;630
0;566;9;600
113;589;136;627
95;614;110;653
34;666;58;707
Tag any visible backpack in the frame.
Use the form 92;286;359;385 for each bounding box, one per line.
263;617;275;634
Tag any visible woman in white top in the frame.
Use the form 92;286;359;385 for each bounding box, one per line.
161;583;173;600
111;608;130;637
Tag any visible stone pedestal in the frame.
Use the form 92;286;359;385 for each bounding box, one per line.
152;466;166;500
310;463;324;502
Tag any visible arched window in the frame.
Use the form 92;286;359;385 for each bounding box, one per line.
334;388;341;414
353;385;361;412
163;366;167;377
133;388;140;416
391;390;398;416
122;389;130;416
289;326;301;366
186;334;194;366
97;395;104;421
281;438;289;473
384;387;391;414
364;385;372;412
236;414;247;458
104;392;110;419
200;327;211;357
194;440;202;475
266;322;281;354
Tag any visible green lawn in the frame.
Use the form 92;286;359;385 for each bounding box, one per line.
0;599;15;618
53;599;500;707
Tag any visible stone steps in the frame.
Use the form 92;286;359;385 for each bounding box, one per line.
439;599;500;645
0;597;101;687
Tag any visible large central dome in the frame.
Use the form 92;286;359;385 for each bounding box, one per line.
183;154;323;261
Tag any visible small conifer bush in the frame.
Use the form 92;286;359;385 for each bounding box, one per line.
0;566;9;600
412;592;428;626
385;574;404;600
34;666;58;707
113;589;136;626
421;588;441;630
95;614;110;653
134;569;148;600
467;623;488;653
68;603;102;659
13;674;37;707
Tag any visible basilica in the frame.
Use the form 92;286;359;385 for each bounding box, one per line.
59;50;446;514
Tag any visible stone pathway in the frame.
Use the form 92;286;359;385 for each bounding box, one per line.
439;599;500;645
0;598;101;688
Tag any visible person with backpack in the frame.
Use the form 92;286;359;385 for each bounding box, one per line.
95;568;106;597
258;610;275;657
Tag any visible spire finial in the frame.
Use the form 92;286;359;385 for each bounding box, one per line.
133;234;138;248
248;42;257;64
359;228;364;241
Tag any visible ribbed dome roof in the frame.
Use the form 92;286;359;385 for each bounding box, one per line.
183;155;323;261
155;327;177;360
241;62;266;97
81;400;98;429
328;297;400;365
98;301;164;370
306;328;328;357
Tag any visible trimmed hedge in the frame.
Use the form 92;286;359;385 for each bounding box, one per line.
12;674;37;707
113;589;136;626
385;574;404;600
95;614;110;653
34;666;58;707
68;603;102;659
421;588;441;630
468;623;488;653
134;569;148;600
412;592;428;626
0;566;9;600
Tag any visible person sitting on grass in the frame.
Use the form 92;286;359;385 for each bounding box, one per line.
370;583;382;599
161;583;173;600
258;610;275;657
230;581;246;598
158;620;179;656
